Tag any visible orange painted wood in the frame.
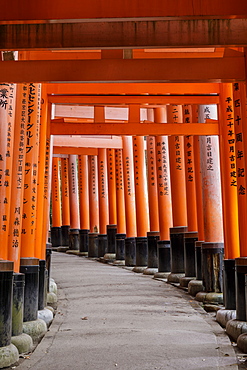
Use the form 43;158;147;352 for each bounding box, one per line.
147;135;159;232
97;148;109;234
0;83;16;260
88;155;99;233
183;105;198;232
122;136;137;238
107;149;117;225
8;84;26;271
53;135;122;149
21;83;41;257
154;108;173;240
198;105;224;243
78;155;90;230
167;105;187;227
219;83;240;258
234;82;247;257
61;158;70;227
53;147;98;156
68;155;80;229
51;157;62;228
115;149;126;234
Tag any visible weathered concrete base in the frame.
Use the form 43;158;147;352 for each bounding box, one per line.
153;272;170;279
49;279;57;294
188;280;204;296
103;253;116;262
179;276;196;288
47;292;57;308
78;252;88;257
11;333;33;354
226;320;247;342
132;266;147;273
0;343;19;368
167;273;185;283
66;249;80;256
57;246;69;253
143;268;158;276
237;333;247;353
22;319;47;344
122;266;134;271
113;260;125;266
46;305;54;315
216;309;236;328
38;308;54;327
196;292;223;305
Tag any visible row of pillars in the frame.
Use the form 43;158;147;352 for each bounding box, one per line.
51;83;247;320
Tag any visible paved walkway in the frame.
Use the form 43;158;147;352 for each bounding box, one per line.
18;252;238;370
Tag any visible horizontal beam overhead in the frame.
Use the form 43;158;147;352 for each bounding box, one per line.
53;147;98;155
1;58;244;83
53;135;123;148
2;19;247;49
49;95;219;105
50;122;219;136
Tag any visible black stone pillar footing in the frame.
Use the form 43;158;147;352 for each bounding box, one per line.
79;229;89;253
235;257;247;321
157;240;171;272
125;237;136;266
88;233;98;257
12;273;25;337
116;233;126;260
107;224;117;254
20;258;40;322
46;244;52;292
147;231;160;268
184;232;198;277
201;242;224;293
98;234;108;258
69;228;80;250
51;226;62;248
223;259;236;310
170;226;187;273
195;241;203;280
0;261;14;347
38;260;46;311
61;225;70;246
136;236;148;267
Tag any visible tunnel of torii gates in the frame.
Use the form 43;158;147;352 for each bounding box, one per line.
3;0;247;358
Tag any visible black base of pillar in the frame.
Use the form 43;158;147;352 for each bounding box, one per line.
136;236;148;267
88;233;98;257
157;240;170;272
98;234;108;258
12;273;25;337
0;261;14;347
20;258;40;322
79;229;89;253
170;226;187;273
235;257;247;321
38;260;46;311
147;231;160;268
51;226;62;248
184;232;198;277
195;241;203;280
46;243;52;292
223;259;236;310
61;225;70;247
116;233;126;260
201;242;224;293
107;224;117;254
69;228;80;250
125;237;136;266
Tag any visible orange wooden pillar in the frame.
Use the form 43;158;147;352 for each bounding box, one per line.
51;157;62;248
78;154;90;255
122;136;137;266
21;83;41;258
154;107;173;274
0;84;16;261
8;84;27;272
167;105;187;279
97;148;109;257
115;148;126;261
183;105;198;280
68;154;80;250
88;155;99;257
60;157;70;248
199;105;224;293
107;148;117;255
